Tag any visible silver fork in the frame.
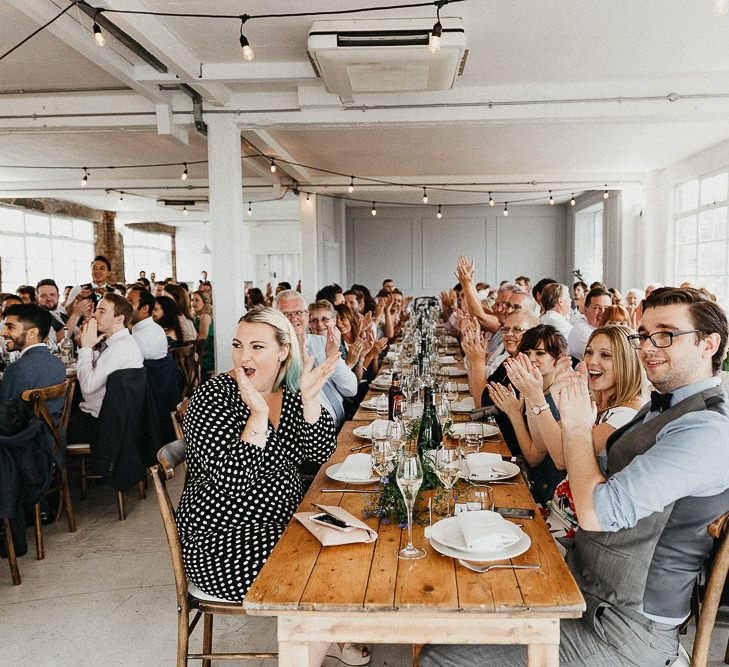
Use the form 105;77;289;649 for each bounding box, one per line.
457;561;540;573
350;443;372;452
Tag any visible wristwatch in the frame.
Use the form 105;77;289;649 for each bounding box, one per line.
528;403;550;417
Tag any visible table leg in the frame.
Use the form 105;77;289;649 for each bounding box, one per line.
527;642;559;666
278;639;329;666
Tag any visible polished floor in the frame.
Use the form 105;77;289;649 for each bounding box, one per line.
1;474;727;666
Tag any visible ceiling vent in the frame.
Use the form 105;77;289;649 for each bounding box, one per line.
307;18;467;96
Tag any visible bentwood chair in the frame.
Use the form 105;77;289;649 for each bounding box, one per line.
21;380;77;561
675;511;729;666
172;344;198;400
150;440;277;666
170;398;189;441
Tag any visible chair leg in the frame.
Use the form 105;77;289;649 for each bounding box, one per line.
177;606;190;667
80;455;88;500
202;613;213;667
34;504;44;560
117;491;126;521
724;633;729;664
59;463;77;532
413;644;422;667
138;480;146;500
3;518;21;585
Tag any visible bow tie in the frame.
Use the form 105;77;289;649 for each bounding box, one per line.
650;391;673;413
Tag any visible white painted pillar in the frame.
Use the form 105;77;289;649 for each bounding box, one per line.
207;115;250;373
299;192;319;303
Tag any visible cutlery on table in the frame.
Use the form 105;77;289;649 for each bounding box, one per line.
350;443;372;452
321;488;372;493
457;561;540;574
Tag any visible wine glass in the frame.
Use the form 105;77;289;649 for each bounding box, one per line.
465;423;483;452
375;393;389;418
443;380;459;406
435;444;462;517
395;452;426;560
371;439;396;484
466;485;494;511
387;420;406;452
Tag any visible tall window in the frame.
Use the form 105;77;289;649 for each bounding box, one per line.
674;169;729;303
0;205;95;292
573;204;604;285
123;227;173;282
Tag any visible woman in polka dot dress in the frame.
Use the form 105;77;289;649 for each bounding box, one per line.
176;306;339;602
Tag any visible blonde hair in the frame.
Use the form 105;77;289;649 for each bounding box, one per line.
192;289;213;317
238;306;302;393
585;325;644;410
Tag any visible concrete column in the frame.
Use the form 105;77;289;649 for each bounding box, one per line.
207;115;250;373
299;192;319;303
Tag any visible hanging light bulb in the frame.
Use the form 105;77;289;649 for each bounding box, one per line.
549;190;554;205
270;159;277;173
488;192;495;207
371;202;377;216
306;192;310;201
429;4;443;54
247;202;252;216
81;169;89;187
182;206;188;215
93;13;106;47
348;177;354;193
239;17;254;61
570;194;576;206
503;202;509;217
422;187;428;204
714;0;729;16
436;205;443;220
603;187;609;199
118;192;124;203
181;163;188;181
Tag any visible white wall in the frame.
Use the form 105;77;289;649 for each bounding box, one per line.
174;224;210;286
345;204;568;295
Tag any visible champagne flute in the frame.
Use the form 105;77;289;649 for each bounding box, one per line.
371;439;396;484
396;452;426;560
444;380;459;406
387;420;406;452
435;444;462;517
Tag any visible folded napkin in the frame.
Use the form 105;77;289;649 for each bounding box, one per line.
295;505;378;546
438;355;456;364
466;452;506;478
457;510;520;551
451;397;476;412
372;373;393;386
361;394;387;410
334;453;373;481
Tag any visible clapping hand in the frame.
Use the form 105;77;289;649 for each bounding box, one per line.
325;325;342;358
346;337;365;368
504;353;545;405
361;311;374;332
300;350;340;405
487;382;523;420
461;317;488;363
551;371;596;437
371;336;388;356
455;255;475;285
234;366;269;417
79;318;104;349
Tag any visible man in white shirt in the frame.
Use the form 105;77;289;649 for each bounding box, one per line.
567;287;613;360
68;293;143;443
65;255;121;311
485;290;537;376
126;285;168;360
539;283;574;339
274;289;357;426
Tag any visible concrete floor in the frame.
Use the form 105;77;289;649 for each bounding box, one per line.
1;474;727;666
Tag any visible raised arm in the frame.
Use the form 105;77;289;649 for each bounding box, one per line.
455;256;500;333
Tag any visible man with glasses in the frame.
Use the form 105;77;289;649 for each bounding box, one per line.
567;286;613;360
485;290;538;377
273;289;356;427
422;287;729;666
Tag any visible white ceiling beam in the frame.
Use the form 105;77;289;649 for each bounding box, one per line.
134;61;316;85
156;104;189;145
242;129;315;183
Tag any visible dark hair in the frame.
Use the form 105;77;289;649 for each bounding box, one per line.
531;278;557;300
350;284;376;312
164;283;193;322
517;324;567;360
573;281;588;292
277;281;292;291
154;296;184;341
154;281;166;288
127;285;156;317
3;303;53;340
382;278;394;286
16;285;36;302
1;294;23;311
643;287;728;372
315;283;343;305
36;278;59;291
590;282;607;291
334;303;361;340
136;277;150;289
100;292;133;327
376;288;390;298
246;287;267;309
343;288;364;305
585;287;611;308
178;282;189;291
92;255;112;271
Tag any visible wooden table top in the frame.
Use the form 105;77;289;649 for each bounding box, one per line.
244;421;585;618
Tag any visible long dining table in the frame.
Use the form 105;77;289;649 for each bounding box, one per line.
244;358;586;666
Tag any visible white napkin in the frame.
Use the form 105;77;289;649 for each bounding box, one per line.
466;452;506;478
372;372;393;386
362;394;387;410
334;453;373;481
451;396;476;412
457;383;469;392
438;355;456;364
457;510;520;551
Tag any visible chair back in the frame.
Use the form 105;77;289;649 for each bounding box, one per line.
171;344;197;399
21;380;74;454
149;439;188;610
192;338;206;386
691;511;729;666
170;398;189;440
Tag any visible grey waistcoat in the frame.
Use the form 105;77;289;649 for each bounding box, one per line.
567;385;729;619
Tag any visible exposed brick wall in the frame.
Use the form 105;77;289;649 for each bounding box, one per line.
95;211;124;282
1;197;104;223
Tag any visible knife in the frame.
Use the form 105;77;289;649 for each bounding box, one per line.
321;488;372;494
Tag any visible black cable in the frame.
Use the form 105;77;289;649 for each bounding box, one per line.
0;2;75;62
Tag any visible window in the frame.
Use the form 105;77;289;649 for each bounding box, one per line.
123;228;173;282
673;169;729;303
573;204;604;285
0;205;95;292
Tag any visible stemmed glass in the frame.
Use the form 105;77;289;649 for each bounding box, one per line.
371;439;396;484
443;380;459;408
435;443;462;517
396;452;426;560
387;420;406;452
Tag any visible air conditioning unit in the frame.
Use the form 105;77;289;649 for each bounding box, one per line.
307;18;467;96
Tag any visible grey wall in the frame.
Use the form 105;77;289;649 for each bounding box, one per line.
345;204;568;295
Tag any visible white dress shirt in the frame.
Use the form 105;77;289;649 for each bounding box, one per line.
305;334;358;424
540;309;574;340
76;328;144;418
566;317;595;360
132;317;168;360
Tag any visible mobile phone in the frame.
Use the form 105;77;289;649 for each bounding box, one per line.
309;513;355;532
495;507;535;520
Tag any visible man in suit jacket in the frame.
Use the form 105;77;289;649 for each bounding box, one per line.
0;304;66;417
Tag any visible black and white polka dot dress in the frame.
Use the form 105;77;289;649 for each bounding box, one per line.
175;373;336;602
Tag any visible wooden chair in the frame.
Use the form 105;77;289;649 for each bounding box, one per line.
675;511;729;666
192;338;206;386
172;344;198;400
21;380;77;561
170;398;189;441
150;440;277;666
2;518;21;585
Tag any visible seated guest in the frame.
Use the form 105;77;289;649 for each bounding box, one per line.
485;290;538;376
275;281;291;295
315;283;344;306
308;299;346;356
153;296;184;349
175;306;338;602
152;281;166;297
343;288;364;315
382;278;395;293
599;304;630;327
245;287;267;310
566;286;612;360
350;283;377;314
485;325;568;503
531;277;557;313
36;279;67;338
335;303;387;382
539;283;573;339
126;285;167;360
0;304;65;415
163;283;197;342
422;287;729;666
191;289;215;378
68;294;143;443
515;275;531;292
571;280;588;320
16;285;36;304
274;290;357;426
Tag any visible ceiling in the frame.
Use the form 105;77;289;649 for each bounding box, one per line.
1;0;728;223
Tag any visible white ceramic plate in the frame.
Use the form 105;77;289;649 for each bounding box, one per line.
361;395;387;410
450;423;500;438
429;516;531;562
325;462;378;485
463;460;521;482
352;420;393;440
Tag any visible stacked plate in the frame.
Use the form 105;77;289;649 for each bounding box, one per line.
352;419;393;440
325;453;378;484
463;453;520;482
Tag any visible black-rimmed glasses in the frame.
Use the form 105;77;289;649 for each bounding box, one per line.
627;329;700;349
